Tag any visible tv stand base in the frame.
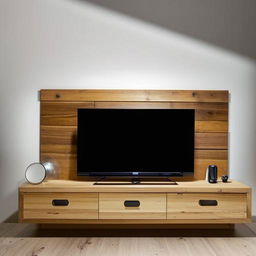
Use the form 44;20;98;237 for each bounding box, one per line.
93;177;178;185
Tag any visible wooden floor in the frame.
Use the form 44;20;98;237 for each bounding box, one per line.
0;223;256;256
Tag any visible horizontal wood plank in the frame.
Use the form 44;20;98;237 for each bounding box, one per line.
41;102;94;114
41;101;228;126
41;144;76;154
19;180;251;193
40;90;229;103
194;150;228;160
41;152;228;180
3;236;256;256
40;126;228;151
41;148;227;160
40;102;94;126
194;159;228;180
20;218;251;224
96;102;228;121
96;101;228;110
41;116;228;129
195;133;228;149
195;121;228;132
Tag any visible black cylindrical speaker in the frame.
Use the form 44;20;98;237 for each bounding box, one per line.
208;165;218;183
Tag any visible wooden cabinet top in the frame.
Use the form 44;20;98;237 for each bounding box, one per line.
19;180;250;193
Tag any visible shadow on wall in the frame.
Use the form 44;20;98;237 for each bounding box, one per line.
80;0;256;60
3;211;19;223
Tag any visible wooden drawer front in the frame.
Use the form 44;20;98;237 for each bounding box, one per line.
99;193;166;219
23;193;98;219
167;193;247;219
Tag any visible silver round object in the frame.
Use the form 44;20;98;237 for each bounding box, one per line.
25;163;46;184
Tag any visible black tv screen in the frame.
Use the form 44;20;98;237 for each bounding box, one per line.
77;109;195;177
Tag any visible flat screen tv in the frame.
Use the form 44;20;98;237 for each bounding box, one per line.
77;109;195;177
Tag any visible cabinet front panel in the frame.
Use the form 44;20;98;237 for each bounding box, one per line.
167;193;247;219
23;193;98;219
99;193;166;219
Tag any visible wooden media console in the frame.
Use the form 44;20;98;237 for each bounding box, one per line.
18;89;252;226
19;180;251;224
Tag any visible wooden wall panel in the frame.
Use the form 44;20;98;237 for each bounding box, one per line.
40;151;228;180
40;90;229;181
195;133;228;149
41;90;229;103
41;102;94;126
40;126;228;152
96;102;228;121
195;121;227;132
41;102;228;127
41;153;77;180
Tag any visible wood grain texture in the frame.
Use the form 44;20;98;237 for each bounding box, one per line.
167;193;247;220
95;102;228;121
41;102;94;126
40;152;228;180
195;133;228;149
40;128;228;180
99;193;166;220
19;180;251;194
41;102;228;126
195;121;228;132
1;237;256;256
40;126;228;150
40;89;229;102
39;90;229;181
41;118;227;132
20;218;251;224
41;153;76;180
22;193;98;220
96;101;228;110
40;125;228;180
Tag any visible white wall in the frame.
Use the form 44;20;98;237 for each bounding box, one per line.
86;0;256;59
0;0;255;222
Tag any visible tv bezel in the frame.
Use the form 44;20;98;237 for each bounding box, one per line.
77;171;187;177
77;108;195;178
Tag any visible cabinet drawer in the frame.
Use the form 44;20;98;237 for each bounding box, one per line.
167;193;247;219
99;193;166;219
23;193;98;219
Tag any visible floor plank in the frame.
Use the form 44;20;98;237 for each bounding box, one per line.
206;238;256;256
0;223;256;255
1;237;256;256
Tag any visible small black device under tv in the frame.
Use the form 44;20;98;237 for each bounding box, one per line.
77;109;195;178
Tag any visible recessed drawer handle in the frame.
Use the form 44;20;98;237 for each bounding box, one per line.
199;200;218;206
52;199;69;206
124;200;140;207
